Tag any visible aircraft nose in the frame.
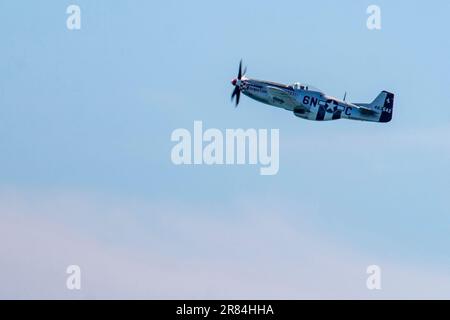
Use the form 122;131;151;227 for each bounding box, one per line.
231;78;237;86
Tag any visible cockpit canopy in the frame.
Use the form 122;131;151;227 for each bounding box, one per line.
290;82;323;93
291;82;303;90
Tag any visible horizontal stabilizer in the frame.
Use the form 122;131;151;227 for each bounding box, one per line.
354;91;394;122
354;104;377;114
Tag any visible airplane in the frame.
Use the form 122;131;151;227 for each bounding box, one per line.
230;61;394;123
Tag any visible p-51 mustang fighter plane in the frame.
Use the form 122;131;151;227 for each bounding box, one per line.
230;61;394;123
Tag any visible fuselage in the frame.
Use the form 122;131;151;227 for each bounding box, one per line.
239;77;381;122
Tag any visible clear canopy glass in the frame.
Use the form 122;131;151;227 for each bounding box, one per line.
290;82;323;93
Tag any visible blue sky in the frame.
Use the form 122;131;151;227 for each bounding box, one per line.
0;0;450;298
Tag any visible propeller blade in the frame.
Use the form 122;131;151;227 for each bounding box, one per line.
235;90;240;107
231;86;239;100
242;66;247;77
238;60;242;80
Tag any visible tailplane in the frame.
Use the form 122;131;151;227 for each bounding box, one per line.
354;91;394;123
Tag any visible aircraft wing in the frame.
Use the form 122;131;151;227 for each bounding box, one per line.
266;86;306;111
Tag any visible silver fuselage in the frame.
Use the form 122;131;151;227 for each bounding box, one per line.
240;78;381;122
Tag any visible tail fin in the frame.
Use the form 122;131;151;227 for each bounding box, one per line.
355;91;394;123
377;91;394;123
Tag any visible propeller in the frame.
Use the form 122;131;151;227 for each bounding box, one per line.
231;60;247;107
